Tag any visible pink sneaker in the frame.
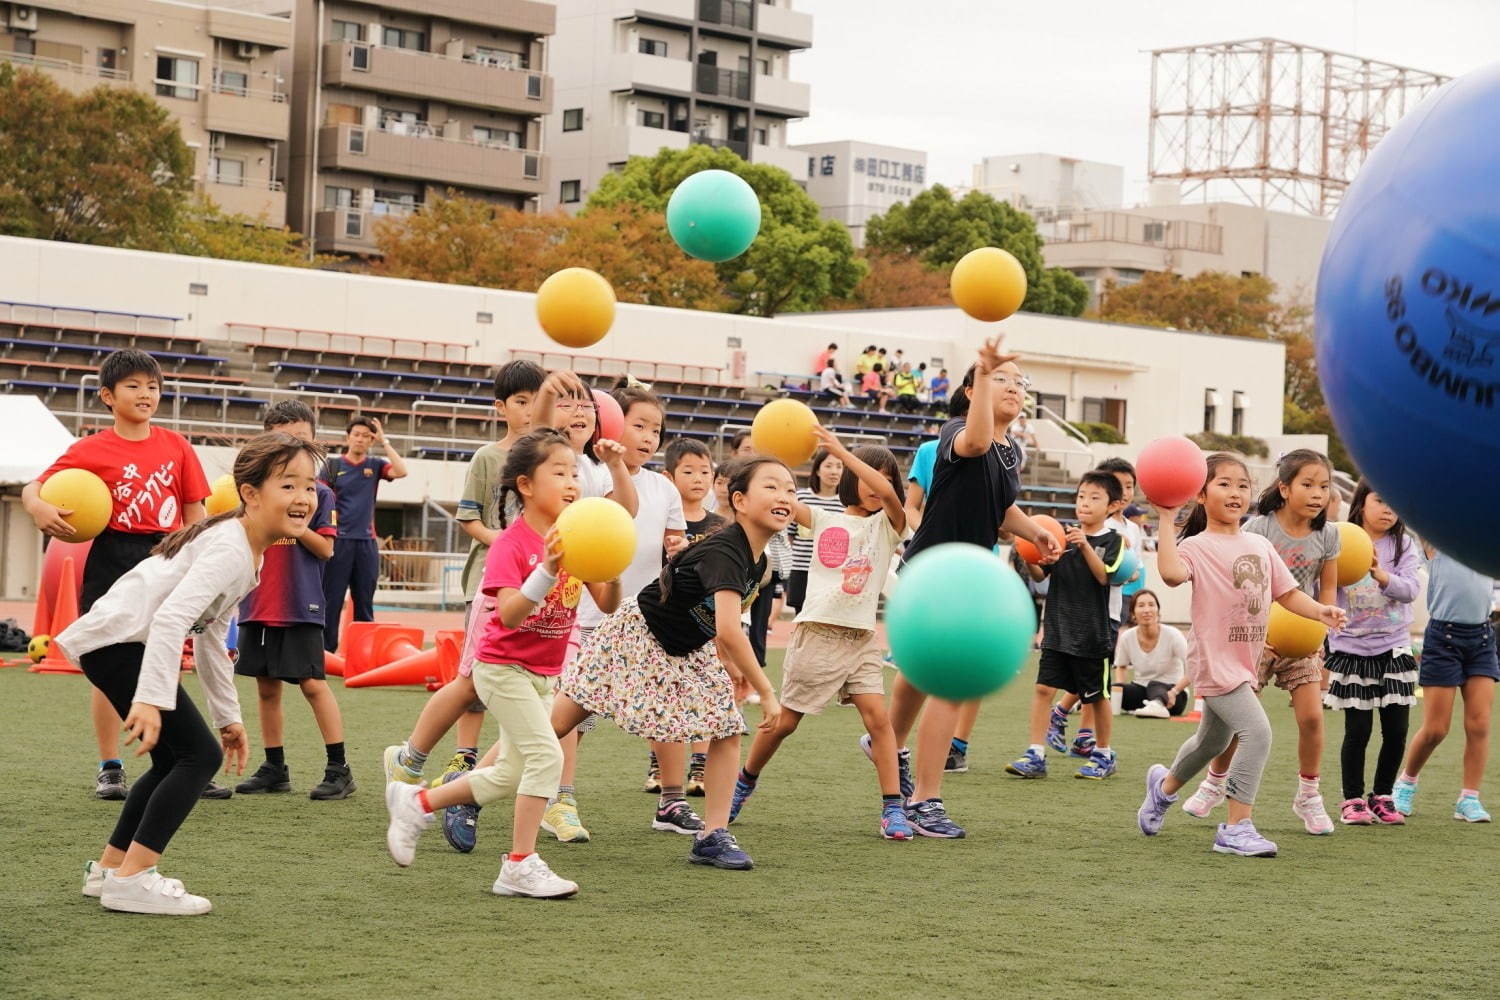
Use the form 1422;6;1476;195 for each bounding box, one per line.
1292;791;1335;835
1340;797;1374;825
1368;794;1406;825
1182;778;1226;818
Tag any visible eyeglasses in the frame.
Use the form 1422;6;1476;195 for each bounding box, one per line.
554;399;596;412
991;374;1032;391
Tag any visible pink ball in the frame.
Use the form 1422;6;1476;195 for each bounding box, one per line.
1136;436;1208;508
593;389;624;443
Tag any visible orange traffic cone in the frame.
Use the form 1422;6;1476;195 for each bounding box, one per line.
345;647;442;688
345;627;460;689
32;556;83;675
30;573;52;640
324;650;346;678
335;601;355;655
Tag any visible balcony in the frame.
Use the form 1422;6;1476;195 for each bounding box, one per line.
755;3;813;48
372;0;555;35
0;49;130;95
631;0;695;19
753;73;809;116
695;64;750;100
609;123;691;161
205;82;290;140
318;122;546;195
691;134;749;160
611;51;692;94
314;208;382;255
323;42;551;115
200;176;287;222
698;0;752;30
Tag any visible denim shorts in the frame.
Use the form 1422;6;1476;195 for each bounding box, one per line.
1419;619;1500;687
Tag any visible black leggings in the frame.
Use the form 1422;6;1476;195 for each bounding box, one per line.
81;643;223;854
1341;704;1410;801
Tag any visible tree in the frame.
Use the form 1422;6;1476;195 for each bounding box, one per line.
371;194;725;310
586;145;865;316
1096;270;1281;339
0;65;192;249
170;197;323;268
821;251;951;310
863;185;1089;316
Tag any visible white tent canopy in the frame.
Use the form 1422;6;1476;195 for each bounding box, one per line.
0;395;75;485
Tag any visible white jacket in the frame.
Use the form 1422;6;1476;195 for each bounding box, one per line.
56;519;261;729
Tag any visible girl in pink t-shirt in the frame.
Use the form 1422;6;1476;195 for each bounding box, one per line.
383;429;621;899
1136;453;1345;858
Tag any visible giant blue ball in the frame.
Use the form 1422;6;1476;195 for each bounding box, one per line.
887;543;1035;701
666;169;762;263
1110;545;1142;588
1316;63;1500;577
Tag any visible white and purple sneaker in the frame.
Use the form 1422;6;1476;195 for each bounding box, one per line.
1138;764;1174;836
1212;819;1278;857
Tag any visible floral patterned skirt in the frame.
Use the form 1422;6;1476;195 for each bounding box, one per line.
559;599;744;743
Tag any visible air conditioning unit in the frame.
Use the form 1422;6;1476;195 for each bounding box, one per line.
9;5;38;31
235;41;260;60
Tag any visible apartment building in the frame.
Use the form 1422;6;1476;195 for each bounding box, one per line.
0;0;293;221
545;0;811;211
269;0;555;255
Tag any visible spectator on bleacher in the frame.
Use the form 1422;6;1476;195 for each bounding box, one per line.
876;349;890;383
819;361;852;408
930;368;951;409
814;342;838;376
862;364;895;414
320;416;408;652
916;362;930;403
892;362;921;413
1012;411;1039;451
855;345;879;381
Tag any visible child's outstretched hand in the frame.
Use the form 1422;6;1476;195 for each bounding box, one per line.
811;422;847;456
542;526;565;576
539;370;589;402
976;336;1020;374
1319;604;1349;631
595;438;627;468
220;723;249;776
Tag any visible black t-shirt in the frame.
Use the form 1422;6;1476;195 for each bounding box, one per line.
638;521;766;656
683;512;726;547
1041;528;1124;658
904;418;1022;561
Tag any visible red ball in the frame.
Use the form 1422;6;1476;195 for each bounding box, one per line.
593;389;624;443
1136;436;1208;508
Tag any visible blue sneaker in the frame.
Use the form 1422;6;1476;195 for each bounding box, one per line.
905;799;965;839
1069;733;1096;759
1392;777;1418;816
689;828;754;870
1455;794;1492;823
881;803;914;841
1045;710;1068;754
1138;763;1174;836
1076;749;1118;780
729;777;756;824
1004;748;1048;778
859;734;914;802
439;770;479;853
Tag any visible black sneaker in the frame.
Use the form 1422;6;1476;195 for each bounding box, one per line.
201;781;234;800
945;748;969;774
309;764;356;801
236;762;292;794
651;799;705;835
95;767;128;801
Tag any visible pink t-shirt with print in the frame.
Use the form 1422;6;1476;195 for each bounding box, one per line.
475;518;581;676
1177;531;1297;696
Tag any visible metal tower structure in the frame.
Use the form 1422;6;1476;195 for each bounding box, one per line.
1148;38;1449;216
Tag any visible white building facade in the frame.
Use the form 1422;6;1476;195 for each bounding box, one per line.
789;140;927;247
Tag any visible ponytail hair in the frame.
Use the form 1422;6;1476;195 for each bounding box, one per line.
497;428;574;529
657;455;791;602
1177;453;1251;541
152;432;325;560
1348;477;1407;564
1255;448;1333;529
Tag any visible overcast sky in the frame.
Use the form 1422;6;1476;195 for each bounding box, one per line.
785;0;1500;203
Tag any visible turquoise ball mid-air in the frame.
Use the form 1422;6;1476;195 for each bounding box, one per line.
887;543;1035;701
666;169;762;263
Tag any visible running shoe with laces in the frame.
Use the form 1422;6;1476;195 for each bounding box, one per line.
686;757;707;797
880;802;914;841
428;751;474;789
82;860;113;898
493;853;579;898
642;752;661;794
905;798;966;839
541;792;590;843
95;767;127;801
1392;777;1418;816
1076;749;1117;780
101;868;212;915
1212;820;1278;858
728;776;756;823
1292;790;1335;835
1182;778;1226;818
944;747;969;774
385;782;434;866
1339;797;1375;825
689;828;754;870
200;781;233;800
1045;707;1068;754
1005;748;1048;778
1454;794;1492;823
1137;764;1174;836
1133;699;1171;719
651;799;705;835
309;764;356;801
859;733;914;801
1368;794;1405;825
236;762;292;794
436;770;480;853
383;744;422;786
1068;734;1096;759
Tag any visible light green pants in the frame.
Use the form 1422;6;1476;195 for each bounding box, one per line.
466;662;563;806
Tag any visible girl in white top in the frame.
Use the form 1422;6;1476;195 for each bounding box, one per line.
1114;590;1190;718
57;433;324;916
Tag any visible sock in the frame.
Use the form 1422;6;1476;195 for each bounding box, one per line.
882;793;902;807
399;744;428;774
416;788;434;814
1029;743;1046;757
1297;773;1318;795
457;746;478;766
658;785;685;808
648;751;659;771
508;852;533;863
556;784;576;800
100;759;122;772
1096;746;1113;758
1462;788;1481;800
266;746;286;767
1076;728;1094;744
690;752;708;770
738;767;759;787
1205;768;1227;787
951;737;969;755
1048;706;1067;726
1399;771;1419;786
324;742;345;767
897;746;911;759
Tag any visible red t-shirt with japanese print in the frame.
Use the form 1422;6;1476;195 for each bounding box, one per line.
39;427;211;534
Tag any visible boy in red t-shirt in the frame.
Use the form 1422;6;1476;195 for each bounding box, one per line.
22;350;213;800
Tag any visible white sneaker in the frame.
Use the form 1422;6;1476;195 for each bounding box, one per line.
82;860;113;898
1293;790;1335;835
100;868;211;915
1133;700;1171;719
1182;778;1226;818
492;854;579;899
385;782;433;867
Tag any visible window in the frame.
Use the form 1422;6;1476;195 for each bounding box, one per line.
344;212;364;238
1034;392;1066;420
347;127;366;154
379;108;420;132
560;180;581;204
324;186;357;210
155;56;199;100
526;74;542;99
211;157;244;186
757;57;770;75
98;48;118;72
637;109;665;129
1231;391;1247;436
1143;221;1165;243
473;46;524;69
561;108;583;132
332;20;363;42
381;27;426;51
1081;397;1106;424
1203;388;1219;433
12;36;34;56
217;69;249;96
351;44;370;71
473;125;521;149
754;127;767;145
372;190;417;215
638;38;669;57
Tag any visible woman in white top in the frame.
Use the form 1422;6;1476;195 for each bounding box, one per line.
57;433;324;916
1113;590;1191;718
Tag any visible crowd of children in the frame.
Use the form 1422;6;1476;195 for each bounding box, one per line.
27;343;1498;915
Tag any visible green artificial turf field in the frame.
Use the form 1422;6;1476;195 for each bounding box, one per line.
2;657;1496;1000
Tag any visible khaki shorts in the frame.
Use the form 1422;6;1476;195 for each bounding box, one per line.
779;621;887;715
1257;645;1324;692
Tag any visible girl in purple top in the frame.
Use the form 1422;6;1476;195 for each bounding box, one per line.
1325;480;1422;825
